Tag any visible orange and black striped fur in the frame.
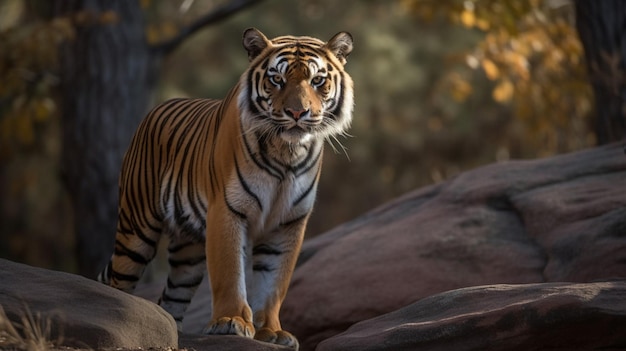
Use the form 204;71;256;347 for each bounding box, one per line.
97;28;353;349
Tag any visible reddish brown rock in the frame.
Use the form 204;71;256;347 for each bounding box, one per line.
133;144;626;351
317;281;626;351
281;143;626;350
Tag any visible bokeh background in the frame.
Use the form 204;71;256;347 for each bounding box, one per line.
0;0;614;277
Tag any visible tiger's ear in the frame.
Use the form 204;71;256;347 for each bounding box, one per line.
326;32;353;65
243;28;270;61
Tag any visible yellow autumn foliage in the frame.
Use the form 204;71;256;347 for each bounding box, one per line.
481;58;499;80
492;79;514;103
146;20;180;45
447;72;473;102
0;13;75;158
460;9;476;28
403;0;592;155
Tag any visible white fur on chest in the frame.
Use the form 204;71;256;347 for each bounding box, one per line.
226;162;317;239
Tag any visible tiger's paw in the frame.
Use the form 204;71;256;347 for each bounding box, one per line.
203;316;254;338
255;328;299;350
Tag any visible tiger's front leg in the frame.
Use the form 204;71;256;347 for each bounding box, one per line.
202;204;255;338
248;217;307;350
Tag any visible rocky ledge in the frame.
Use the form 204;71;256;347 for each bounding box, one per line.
1;143;625;351
281;142;626;350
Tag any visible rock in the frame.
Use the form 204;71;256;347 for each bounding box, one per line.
134;276;213;335
0;259;178;350
127;144;626;350
179;333;294;351
280;143;626;350
0;259;300;351
134;280;296;350
317;281;626;351
10;139;625;351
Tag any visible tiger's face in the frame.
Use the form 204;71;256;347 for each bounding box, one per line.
239;28;354;144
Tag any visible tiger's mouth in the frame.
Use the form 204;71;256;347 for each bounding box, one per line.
278;124;314;143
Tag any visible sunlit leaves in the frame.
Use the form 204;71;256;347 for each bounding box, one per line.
145;20;179;45
402;0;594;154
481;58;499;80
0;6;124;159
460;8;476;27
492;78;513;102
141;1;195;46
443;72;473;102
72;9;119;26
0;17;74;158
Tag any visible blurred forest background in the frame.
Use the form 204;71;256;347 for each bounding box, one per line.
0;0;623;277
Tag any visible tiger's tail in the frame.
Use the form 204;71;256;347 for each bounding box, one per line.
96;261;112;285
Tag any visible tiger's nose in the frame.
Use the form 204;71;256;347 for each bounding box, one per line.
284;108;310;121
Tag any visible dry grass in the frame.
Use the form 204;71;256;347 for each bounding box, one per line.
0;304;62;351
0;304;189;351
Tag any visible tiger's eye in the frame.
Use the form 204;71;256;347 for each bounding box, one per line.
311;76;326;87
269;75;284;87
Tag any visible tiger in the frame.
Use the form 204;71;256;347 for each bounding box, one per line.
97;28;354;349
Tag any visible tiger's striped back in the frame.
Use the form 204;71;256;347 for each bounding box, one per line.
98;28;354;349
98;93;238;287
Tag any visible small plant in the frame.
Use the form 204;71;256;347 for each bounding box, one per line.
0;304;62;351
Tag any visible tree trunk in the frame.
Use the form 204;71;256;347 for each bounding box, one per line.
575;0;626;144
55;0;157;278
54;0;260;278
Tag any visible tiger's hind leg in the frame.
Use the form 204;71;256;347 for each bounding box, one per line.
159;238;206;330
98;222;161;293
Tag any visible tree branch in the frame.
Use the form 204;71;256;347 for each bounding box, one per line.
150;0;263;56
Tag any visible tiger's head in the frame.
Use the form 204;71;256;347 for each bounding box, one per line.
238;28;354;145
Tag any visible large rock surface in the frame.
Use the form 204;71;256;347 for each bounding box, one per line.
0;259;178;350
280;143;626;350
318;281;626;351
179;333;294;351
5;144;623;351
0;259;289;351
